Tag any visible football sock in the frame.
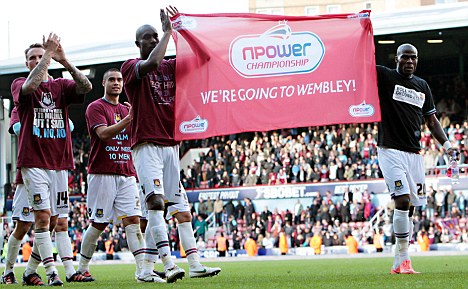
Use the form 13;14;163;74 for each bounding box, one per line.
55;231;76;278
141;230;159;275
24;243;41;276
125;224;145;275
35;231;57;276
78;225;102;273
408;216;414;244
4;235;21;275
393;209;410;263
178;222;202;270
148;210;175;271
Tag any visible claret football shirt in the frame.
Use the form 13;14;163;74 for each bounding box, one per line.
121;58;178;147
11;78;84;170
86;98;136;177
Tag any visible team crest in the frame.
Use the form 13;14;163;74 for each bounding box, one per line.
40;92;56;110
154;179;161;188
394;180;403;190
96;208;104;218
33;194;42;205
114;113;122;123
22;207;31;216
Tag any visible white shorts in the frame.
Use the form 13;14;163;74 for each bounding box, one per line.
139;181;191;221
133;143;180;201
12;184;34;223
87;174;141;224
21;168;69;216
377;147;427;206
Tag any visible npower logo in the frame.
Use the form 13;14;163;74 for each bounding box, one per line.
229;21;325;78
179;115;208;134
349;101;375;117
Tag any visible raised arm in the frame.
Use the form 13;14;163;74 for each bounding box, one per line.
21;34;57;95
53;41;92;94
138;6;178;76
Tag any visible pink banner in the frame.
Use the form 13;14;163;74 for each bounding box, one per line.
172;11;380;140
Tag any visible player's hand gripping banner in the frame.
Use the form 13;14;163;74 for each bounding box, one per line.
172;11;380;140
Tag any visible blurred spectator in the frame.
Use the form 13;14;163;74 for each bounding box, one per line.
214;198;224;226
235;201;245;220
105;236;114;260
345;232;358;254
373;229;383;253
195;215;208;241
22;241;33;262
417;230;430;252
279;231;289;255
216;232;228;257
244;234;258;256
310;232;322;255
198;198;208;218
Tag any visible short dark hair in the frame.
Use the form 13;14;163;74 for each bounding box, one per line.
103;68;121;80
24;43;44;59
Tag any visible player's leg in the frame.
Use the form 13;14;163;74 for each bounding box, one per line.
169;184;221;278
22;168;62;286
77;174;112;279
117;176;164;283
77;222;107;278
55;217;94;282
397;154;426;274
50;169;91;282
133;144;183;283
139;185;162;278
377;148;410;274
1;221;32;284
408;205;415;245
2;184;34;284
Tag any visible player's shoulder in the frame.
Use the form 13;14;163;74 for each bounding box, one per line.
11;77;27;86
86;98;106;112
411;74;427;85
121;58;141;69
13;76;27;82
376;65;394;74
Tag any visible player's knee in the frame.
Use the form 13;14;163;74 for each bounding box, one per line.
13;221;33;239
123;215;140;227
146;194;165;210
34;210;51;230
175;211;192;223
92;222;108;231
55;218;68;232
394;195;410;210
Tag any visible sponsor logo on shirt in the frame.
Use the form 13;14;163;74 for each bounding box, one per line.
392;85;425;108
179;115;208;134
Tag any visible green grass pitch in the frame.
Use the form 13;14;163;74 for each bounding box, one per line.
8;255;468;288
